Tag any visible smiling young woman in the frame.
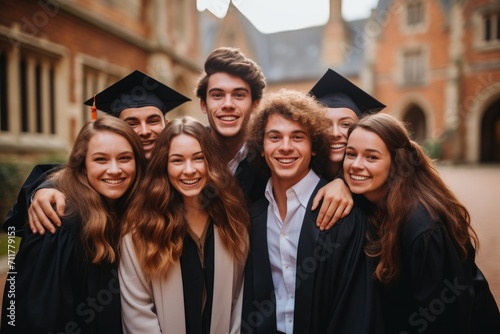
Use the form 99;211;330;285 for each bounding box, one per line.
119;116;250;334
0;116;147;333
344;113;500;333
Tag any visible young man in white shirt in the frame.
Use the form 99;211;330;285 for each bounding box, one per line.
195;47;354;225
241;89;382;334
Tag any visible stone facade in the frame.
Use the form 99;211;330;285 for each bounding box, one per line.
0;0;203;161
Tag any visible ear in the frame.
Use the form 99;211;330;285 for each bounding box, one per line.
252;99;261;112
200;99;208;115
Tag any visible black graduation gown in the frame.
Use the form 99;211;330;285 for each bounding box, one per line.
378;204;500;334
242;179;384;334
180;223;215;334
234;157;267;205
0;214;122;334
2;163;61;236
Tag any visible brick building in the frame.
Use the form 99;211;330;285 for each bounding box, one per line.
203;0;500;163
2;0;499;163
0;0;203;161
366;0;500;162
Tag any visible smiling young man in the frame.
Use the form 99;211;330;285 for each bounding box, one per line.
242;89;383;334
3;70;190;235
195;47;266;204
195;47;354;227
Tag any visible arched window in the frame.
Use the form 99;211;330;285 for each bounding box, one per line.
402;104;427;143
480;99;500;162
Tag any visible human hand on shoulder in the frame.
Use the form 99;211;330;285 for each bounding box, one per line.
28;188;66;234
312;178;353;231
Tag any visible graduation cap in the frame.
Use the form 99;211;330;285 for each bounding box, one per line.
84;70;191;117
309;69;385;117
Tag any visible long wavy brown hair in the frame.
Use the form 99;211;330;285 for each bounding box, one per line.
49;116;146;264
348;113;478;285
125;116;250;277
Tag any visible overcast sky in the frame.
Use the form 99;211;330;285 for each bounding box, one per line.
198;0;380;34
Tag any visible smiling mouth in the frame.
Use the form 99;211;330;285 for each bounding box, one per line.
142;140;154;146
330;143;346;149
181;178;200;185
276;158;297;164
350;174;369;181
103;178;126;184
218;116;238;122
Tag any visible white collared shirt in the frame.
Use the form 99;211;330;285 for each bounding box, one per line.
264;169;320;334
227;144;248;175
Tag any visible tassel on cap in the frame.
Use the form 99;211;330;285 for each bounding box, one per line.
91;94;97;121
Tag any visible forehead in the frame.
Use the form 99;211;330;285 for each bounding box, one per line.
207;72;250;92
119;106;164;121
87;131;132;153
325;107;358;121
348;128;387;149
169;133;202;153
265;113;307;133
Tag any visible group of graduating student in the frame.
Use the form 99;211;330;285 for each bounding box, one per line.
1;47;499;334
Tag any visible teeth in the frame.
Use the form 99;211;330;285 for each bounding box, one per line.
277;158;296;164
181;179;199;185
103;179;125;184
330;144;345;149
351;175;369;181
220;116;237;121
142;141;153;145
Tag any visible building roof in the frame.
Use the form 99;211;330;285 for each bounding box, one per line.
200;9;369;84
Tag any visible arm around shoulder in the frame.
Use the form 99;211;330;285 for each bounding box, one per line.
2;164;61;235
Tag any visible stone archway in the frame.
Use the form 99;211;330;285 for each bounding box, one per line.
480;99;500;162
402;104;427;143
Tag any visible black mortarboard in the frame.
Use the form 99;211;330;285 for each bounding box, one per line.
84;70;191;117
309;69;385;117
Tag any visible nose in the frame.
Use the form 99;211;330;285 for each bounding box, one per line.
107;160;122;174
183;160;196;174
279;137;293;152
350;155;364;169
221;94;234;109
137;122;151;136
331;124;341;138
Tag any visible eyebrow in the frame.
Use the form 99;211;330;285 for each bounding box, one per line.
122;114;162;122
90;150;133;157
266;129;308;135
339;116;356;121
346;146;383;154
208;87;250;94
168;150;203;158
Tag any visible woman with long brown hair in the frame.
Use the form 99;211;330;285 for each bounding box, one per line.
119;116;250;333
1;116;146;333
344;113;500;333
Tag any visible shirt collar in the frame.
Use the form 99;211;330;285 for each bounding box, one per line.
228;144;248;175
265;169;320;208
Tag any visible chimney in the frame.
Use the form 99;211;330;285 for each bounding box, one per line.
322;0;350;66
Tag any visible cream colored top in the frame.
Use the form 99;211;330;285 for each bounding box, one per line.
119;225;245;333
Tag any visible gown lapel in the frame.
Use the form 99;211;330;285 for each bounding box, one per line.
246;198;277;333
244;179;327;334
292;179;326;334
